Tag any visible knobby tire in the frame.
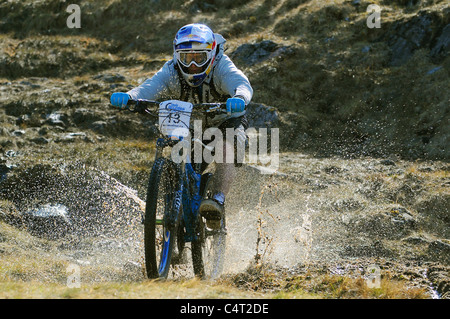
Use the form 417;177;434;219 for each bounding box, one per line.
144;157;180;279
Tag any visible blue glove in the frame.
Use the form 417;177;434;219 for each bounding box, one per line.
226;97;246;113
110;92;130;108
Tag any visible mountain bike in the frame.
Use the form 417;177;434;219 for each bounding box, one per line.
120;98;227;280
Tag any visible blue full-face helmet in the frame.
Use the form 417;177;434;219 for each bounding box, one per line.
173;24;217;87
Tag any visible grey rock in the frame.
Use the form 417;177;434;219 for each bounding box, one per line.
55;132;87;143
428;240;450;264
414;195;450;237
93;73;126;83
0;163;144;238
387;12;448;66
0;161;15;182
427;266;450;298
12;130;26;136
343;240;394;258
72;108;103;125
4;150;17;158
350;206;417;240
402;236;431;245
90;120;108;132
46;111;68;127
246;103;279;128
380;159;396;166
230;40;294;66
30;136;51;145
22;204;72;239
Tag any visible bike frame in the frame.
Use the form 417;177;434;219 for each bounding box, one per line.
182;155;203;242
154;136;208;244
122;98;227;279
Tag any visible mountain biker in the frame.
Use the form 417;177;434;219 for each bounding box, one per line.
110;23;253;230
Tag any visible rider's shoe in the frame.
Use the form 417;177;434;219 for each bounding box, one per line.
199;192;225;230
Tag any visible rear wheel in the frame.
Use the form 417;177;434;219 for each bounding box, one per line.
144;158;180;279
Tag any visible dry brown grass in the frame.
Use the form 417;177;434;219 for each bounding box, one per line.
0;279;267;299
222;266;430;299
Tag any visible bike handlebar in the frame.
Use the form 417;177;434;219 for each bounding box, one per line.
124;99;228;116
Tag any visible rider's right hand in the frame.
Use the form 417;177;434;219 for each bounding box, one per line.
110;92;130;108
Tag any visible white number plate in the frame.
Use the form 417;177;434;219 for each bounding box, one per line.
158;100;193;139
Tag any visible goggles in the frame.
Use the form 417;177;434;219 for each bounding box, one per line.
176;50;211;68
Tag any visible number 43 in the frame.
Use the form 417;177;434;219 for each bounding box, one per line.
167;112;181;124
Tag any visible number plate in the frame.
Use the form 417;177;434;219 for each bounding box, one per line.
158;100;193;139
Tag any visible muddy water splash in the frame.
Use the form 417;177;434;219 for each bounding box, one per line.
0;162;146;282
222;153;449;295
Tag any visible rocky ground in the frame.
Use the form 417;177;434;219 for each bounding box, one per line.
0;0;449;299
1;131;449;298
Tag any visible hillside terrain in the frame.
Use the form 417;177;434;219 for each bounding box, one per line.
0;0;449;299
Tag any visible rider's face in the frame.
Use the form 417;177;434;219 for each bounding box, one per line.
187;64;202;74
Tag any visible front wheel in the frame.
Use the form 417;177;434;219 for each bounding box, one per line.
192;215;227;280
144;158;180;279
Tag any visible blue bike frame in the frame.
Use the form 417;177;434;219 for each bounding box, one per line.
120;98;227;279
155;137;207;244
182;159;202;242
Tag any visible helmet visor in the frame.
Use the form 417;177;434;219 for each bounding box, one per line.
176;50;210;67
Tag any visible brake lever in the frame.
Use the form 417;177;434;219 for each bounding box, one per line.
127;101;149;115
205;105;222;113
205;104;228;115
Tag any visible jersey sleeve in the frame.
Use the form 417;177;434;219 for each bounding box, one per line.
127;61;180;101
213;55;253;105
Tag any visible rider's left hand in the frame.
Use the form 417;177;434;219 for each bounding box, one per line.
226;97;246;113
